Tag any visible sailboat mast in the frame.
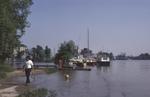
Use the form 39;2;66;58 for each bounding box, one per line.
87;28;90;50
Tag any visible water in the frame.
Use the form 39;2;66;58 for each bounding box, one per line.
17;60;150;97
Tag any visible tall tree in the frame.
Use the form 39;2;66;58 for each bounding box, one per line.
45;46;51;62
31;47;37;61
0;0;33;63
36;45;45;62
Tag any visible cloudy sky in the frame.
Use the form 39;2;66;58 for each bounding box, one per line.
21;0;150;56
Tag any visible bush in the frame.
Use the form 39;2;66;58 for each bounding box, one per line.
18;88;57;97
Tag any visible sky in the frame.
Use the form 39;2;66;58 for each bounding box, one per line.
21;0;150;56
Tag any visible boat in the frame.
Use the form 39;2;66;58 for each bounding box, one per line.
84;57;97;66
97;55;110;66
69;56;84;67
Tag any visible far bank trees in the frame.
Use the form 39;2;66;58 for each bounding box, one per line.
31;45;52;62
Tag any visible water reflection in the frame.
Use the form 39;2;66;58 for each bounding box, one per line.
96;65;110;73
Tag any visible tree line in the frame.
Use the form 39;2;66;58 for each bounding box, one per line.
30;45;52;62
116;53;150;60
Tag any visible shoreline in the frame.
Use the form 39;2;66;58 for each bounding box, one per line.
0;69;46;97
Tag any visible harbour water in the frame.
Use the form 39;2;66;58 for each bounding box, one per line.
16;60;150;97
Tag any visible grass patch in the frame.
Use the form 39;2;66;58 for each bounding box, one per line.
44;68;57;74
18;88;57;97
0;63;14;79
0;64;14;72
0;72;7;79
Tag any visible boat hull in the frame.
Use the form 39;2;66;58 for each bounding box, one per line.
97;61;110;66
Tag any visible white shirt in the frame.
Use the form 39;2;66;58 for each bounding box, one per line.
25;60;34;69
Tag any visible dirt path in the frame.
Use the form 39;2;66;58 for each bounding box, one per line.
0;86;18;97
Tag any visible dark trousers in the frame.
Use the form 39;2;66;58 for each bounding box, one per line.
25;68;31;83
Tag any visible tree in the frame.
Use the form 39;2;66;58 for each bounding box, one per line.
115;53;127;60
35;45;45;62
109;52;114;60
31;47;37;61
31;45;52;62
0;0;33;63
45;46;51;62
55;40;78;64
137;53;150;60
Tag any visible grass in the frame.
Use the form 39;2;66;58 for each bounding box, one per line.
0;63;14;79
0;72;7;79
0;64;14;72
17;88;57;97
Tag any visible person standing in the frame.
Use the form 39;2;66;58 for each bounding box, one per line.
23;56;34;85
58;59;63;69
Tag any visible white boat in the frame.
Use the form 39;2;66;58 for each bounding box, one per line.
97;56;110;66
69;56;84;67
85;57;97;66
